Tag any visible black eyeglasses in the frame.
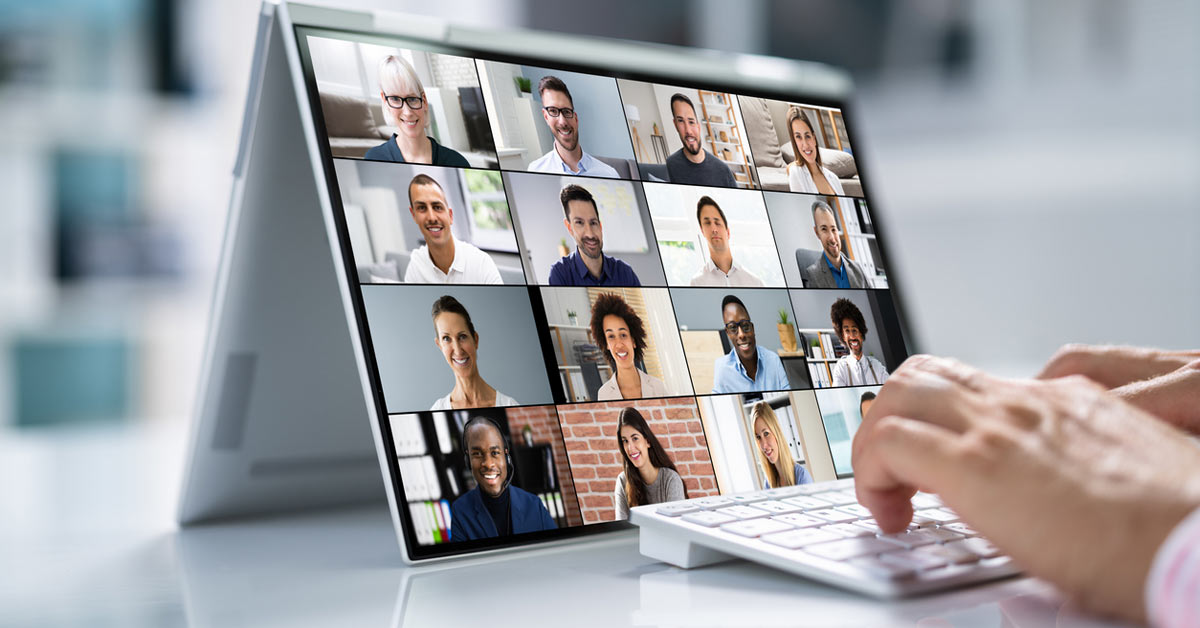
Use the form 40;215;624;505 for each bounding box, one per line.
724;320;754;334
543;106;576;119
385;95;425;110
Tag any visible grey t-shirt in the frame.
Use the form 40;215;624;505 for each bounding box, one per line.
665;148;737;187
614;467;686;520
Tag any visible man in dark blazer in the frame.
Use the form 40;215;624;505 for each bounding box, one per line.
800;199;873;289
450;417;557;541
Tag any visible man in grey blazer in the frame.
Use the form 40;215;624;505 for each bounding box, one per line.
800;200;873;289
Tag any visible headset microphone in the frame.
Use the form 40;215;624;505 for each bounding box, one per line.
461;414;514;494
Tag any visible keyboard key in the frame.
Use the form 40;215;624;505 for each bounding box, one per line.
947;537;1002;559
879;549;946;571
720;518;794;538
878;529;945;549
682;511;737;527
915;508;960;523
765;485;805;498
856;519;919;534
694;496;735;510
910;514;939;528
809;508;859;524
835;504;873;519
805;537;898;561
728;493;768;504
942;522;978;537
762;527;842;549
823;523;874;538
656;503;699;517
849;556;916;580
782;496;833;510
911;493;941;509
753;500;802;515
911;543;979;565
818;490;859;506
771;513;825;528
923;527;965;543
717;505;771;520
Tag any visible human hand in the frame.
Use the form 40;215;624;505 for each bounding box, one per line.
852;355;1200;622
1039;344;1200;435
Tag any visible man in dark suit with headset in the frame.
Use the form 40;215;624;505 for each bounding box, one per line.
450;415;557;541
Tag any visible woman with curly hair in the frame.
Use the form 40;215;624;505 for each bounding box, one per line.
590;292;668;400
613;407;686;520
829;297;889;387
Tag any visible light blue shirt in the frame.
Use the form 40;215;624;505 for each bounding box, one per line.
824;254;851;289
712;345;791;394
528;147;620;178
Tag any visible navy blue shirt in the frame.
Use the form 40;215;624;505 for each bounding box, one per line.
548;250;641;287
824;254;851;289
362;134;470;167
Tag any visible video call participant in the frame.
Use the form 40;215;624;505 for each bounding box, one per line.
750;402;813;489
590;293;668;400
364;55;470;167
430;295;518;410
786;107;845;196
829;298;889;387
450;416;557;541
665;93;737;187
613;407;686;520
403;175;503;284
712;295;791;393
526;76;619;178
859;390;876;419
801;199;872;289
548;185;641;286
688;195;764;287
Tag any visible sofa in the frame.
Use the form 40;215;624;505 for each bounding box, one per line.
739;96;862;196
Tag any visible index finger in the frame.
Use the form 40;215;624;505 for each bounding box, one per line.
853;414;961;533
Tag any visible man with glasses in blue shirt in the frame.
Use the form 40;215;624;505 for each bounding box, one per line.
527;76;619;178
712;295;791;393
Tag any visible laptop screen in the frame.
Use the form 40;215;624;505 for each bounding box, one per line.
294;24;911;560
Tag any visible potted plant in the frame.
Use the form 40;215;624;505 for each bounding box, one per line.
777;309;797;353
567;309;578;326
514;76;532;95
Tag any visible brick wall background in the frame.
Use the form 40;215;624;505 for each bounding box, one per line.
557;397;718;523
505;405;583;527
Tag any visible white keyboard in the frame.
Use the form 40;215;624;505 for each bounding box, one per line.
629;478;1019;597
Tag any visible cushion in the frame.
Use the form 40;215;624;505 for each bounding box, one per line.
739;97;785;168
319;91;381;140
778;141;858;179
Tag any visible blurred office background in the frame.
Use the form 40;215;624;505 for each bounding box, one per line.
0;0;1196;431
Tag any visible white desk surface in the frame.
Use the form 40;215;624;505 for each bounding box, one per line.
0;422;1130;627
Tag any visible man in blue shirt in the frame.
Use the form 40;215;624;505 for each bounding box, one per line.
526;76;619;178
711;295;791;393
450;416;557;541
800;199;872;289
548;184;642;286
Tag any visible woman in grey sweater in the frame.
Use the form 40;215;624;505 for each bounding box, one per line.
613;407;687;520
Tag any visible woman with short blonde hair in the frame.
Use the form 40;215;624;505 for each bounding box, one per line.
363;54;469;167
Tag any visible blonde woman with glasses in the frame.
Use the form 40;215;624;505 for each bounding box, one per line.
364;55;469;167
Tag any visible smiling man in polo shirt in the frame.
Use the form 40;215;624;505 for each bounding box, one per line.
548;184;641;286
403;174;503;285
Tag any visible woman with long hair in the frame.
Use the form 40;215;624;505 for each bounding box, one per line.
785;107;846;196
612;407;686;520
751;401;814;489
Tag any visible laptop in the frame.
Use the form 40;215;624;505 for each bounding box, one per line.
178;0;1011;592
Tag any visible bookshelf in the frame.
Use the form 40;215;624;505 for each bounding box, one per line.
795;327;847;388
831;197;887;288
548;323;612;401
697;90;755;189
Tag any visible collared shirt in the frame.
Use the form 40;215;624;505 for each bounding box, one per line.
403;238;503;285
689;256;765;287
548;250;641;286
1147;506;1200;628
431;389;517;411
597;368;669;401
362;134;470;167
831;354;889;387
712;345;791;394
824;254;851;289
528;146;620;179
787;162;847;196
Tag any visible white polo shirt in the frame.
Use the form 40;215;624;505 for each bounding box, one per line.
403;238;503;284
831;354;889;387
688;256;765;287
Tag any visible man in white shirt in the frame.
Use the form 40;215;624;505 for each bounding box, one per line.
403;174;502;284
688;195;764;287
526;76;619;179
829;297;889;387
